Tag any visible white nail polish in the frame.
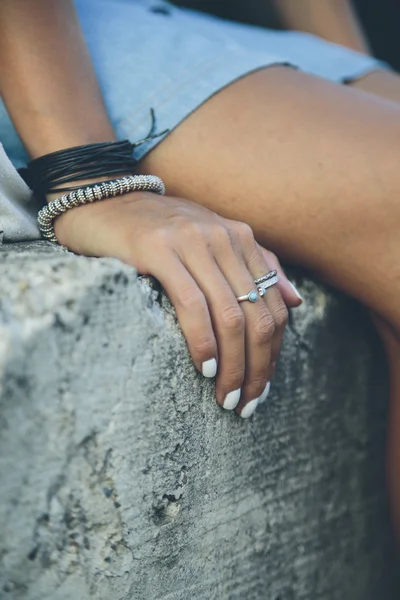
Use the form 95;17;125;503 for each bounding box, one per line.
289;281;303;302
202;358;217;378
223;388;241;410
240;397;259;419
258;381;271;405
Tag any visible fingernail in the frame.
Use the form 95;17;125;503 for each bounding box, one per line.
240;397;259;419
289;281;303;303
223;388;241;410
258;381;271;404
202;358;217;378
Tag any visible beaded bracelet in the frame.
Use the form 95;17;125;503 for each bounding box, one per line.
37;174;165;243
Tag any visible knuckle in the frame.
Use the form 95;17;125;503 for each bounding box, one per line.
184;222;206;244
219;304;245;333
191;337;216;360
170;216;206;244
233;221;254;241
273;302;289;329
253;311;275;344
210;224;232;248
177;285;206;312
151;227;171;247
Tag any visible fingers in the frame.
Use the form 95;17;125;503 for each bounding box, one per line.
165;219;288;419
257;244;303;308
150;251;219;378
143;211;292;419
208;224;277;417
226;221;289;416
66;190;296;420
154;245;247;412
179;240;247;411
247;239;288;376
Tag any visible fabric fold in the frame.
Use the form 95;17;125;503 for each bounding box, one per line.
0;143;41;244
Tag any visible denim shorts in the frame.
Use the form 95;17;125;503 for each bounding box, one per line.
0;0;388;168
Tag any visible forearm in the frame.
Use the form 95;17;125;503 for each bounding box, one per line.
0;0;115;159
273;0;370;53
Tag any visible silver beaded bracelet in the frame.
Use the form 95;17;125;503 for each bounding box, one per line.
37;174;166;243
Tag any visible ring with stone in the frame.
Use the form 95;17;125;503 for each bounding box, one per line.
236;289;260;304
258;274;279;297
254;270;278;286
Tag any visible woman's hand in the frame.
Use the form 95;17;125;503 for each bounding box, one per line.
55;191;302;417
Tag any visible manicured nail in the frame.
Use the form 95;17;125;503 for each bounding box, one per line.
289;281;303;303
223;388;241;410
258;381;271;405
240;397;259;419
202;358;217;378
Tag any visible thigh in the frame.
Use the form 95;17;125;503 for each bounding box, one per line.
350;68;400;105
139;66;400;325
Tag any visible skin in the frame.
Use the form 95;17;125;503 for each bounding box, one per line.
0;0;300;417
2;0;400;532
139;67;400;534
274;0;370;53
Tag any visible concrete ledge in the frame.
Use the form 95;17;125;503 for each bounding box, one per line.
0;242;398;599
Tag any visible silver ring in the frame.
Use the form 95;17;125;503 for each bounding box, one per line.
236;289;259;304
258;274;279;297
254;270;278;286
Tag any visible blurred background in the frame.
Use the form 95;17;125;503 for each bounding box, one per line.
172;0;400;71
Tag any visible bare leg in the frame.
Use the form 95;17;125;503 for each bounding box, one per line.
139;66;400;539
141;67;400;327
350;68;400;105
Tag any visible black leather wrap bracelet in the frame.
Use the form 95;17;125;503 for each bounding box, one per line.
19;109;168;198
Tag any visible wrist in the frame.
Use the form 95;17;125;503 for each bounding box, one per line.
32;136;166;244
40;175;165;245
53;190;151;249
45;174;120;203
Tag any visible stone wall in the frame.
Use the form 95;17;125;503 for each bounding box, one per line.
0;242;398;599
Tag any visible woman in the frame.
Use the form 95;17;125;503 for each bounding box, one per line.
1;0;400;536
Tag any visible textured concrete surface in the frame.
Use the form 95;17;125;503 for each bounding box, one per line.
0;242;398;600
